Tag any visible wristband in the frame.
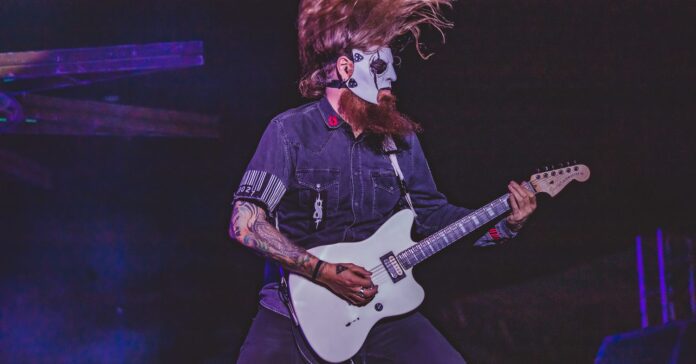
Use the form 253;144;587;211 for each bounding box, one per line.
312;260;324;281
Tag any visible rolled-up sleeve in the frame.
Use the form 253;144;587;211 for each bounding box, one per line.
233;120;291;215
403;133;516;246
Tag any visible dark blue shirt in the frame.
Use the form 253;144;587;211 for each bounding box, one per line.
233;97;516;316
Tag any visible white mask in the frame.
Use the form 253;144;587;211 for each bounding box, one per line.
346;47;397;104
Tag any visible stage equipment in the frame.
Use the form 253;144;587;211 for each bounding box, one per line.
0;41;217;189
636;231;695;328
0;41;204;93
595;231;695;363
595;320;695;364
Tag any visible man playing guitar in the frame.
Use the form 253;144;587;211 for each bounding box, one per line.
230;1;537;362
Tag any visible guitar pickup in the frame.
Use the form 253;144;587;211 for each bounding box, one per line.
380;252;406;283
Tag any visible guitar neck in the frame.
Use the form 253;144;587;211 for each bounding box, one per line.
397;181;535;269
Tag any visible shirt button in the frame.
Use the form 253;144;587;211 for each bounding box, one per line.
353;172;359;176
354;202;359;207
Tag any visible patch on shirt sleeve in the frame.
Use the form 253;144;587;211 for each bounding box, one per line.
235;170;287;212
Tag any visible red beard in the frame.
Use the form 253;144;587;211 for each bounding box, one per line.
337;90;421;137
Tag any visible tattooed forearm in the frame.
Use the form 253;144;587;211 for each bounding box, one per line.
230;200;318;277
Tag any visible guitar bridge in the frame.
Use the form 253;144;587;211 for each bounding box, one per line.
380;252;406;283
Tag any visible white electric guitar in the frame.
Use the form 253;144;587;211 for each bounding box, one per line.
289;164;590;362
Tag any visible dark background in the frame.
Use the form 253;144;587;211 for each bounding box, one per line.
1;0;695;362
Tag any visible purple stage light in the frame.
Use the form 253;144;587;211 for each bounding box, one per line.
636;235;648;328
656;229;669;324
688;239;696;316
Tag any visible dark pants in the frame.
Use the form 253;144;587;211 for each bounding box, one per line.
237;306;467;364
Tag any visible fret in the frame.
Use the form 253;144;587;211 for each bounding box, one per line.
399;254;413;266
415;246;425;260
426;241;436;254
415;247;424;261
439;236;449;249
433;237;444;250
458;223;467;235
477;211;488;223
471;215;480;225
492;200;506;214
464;219;475;232
403;249;411;266
485;207;495;217
421;243;433;259
398;253;410;268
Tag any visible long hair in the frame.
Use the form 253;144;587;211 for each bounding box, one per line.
298;0;454;98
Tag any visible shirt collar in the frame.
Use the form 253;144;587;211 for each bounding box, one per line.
318;96;345;130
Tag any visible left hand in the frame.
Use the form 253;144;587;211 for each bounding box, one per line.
506;181;537;232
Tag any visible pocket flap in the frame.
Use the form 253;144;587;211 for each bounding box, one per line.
371;170;399;193
296;169;340;190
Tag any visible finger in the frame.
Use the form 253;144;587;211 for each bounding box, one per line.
522;186;535;199
509;184;526;208
354;285;378;300
348;264;372;277
509;181;528;199
349;292;368;305
349;275;373;287
345;294;360;305
508;186;520;212
342;291;358;305
518;184;536;204
363;285;379;299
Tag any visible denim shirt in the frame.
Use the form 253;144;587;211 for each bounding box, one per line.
233;97;517;317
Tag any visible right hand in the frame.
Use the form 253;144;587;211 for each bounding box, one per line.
317;262;378;306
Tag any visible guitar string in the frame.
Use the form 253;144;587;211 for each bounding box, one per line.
366;202;499;277
362;171;576;281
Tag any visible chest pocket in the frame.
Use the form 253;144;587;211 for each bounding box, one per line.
296;169;341;214
371;170;401;218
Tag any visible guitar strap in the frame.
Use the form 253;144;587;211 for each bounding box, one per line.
383;136;417;216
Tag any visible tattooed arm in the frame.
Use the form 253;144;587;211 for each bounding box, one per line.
230;200;377;305
230;200;317;277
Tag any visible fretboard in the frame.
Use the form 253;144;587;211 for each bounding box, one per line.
397;182;534;269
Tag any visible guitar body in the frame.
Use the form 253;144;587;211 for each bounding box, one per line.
288;210;424;363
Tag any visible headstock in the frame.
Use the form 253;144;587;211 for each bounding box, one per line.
529;163;590;197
